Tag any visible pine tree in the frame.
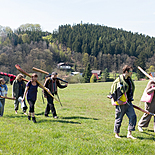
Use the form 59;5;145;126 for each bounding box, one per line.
83;63;91;83
102;68;109;82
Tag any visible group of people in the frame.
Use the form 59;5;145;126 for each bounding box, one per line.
110;65;155;139
0;72;68;123
0;65;155;137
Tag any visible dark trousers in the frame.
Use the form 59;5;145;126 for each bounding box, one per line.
114;102;137;133
0;99;5;116
14;95;27;112
28;100;36;113
45;95;57;117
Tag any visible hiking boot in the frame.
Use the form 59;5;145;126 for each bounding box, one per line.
32;117;37;123
28;116;31;120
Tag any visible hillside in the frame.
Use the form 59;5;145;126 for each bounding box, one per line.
1;23;155;78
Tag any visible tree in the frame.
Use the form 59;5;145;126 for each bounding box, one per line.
102;68;109;82
83;63;91;83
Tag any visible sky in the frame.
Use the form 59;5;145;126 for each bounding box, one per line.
0;0;155;37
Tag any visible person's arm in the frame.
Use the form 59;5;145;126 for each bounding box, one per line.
43;79;50;97
22;86;29;101
57;80;68;89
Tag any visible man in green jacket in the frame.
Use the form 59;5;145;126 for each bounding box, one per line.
110;65;137;139
12;74;27;114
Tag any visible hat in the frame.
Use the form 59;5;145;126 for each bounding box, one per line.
51;72;57;75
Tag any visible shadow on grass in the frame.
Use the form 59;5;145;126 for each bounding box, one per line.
61;116;99;120
5;115;26;118
136;131;155;141
35;112;44;116
37;119;81;124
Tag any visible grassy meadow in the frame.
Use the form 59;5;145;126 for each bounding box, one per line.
0;80;155;154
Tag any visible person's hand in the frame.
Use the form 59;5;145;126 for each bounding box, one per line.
65;83;68;86
44;96;47;98
22;98;25;102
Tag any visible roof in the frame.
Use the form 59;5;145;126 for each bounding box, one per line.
91;70;101;75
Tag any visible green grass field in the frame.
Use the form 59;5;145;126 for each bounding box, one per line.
0;80;155;155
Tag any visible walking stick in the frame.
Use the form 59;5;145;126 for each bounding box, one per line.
56;93;63;107
15;64;59;102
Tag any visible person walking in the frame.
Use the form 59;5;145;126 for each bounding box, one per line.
12;74;27;115
0;78;8;116
110;65;137;139
138;80;155;132
44;72;68;118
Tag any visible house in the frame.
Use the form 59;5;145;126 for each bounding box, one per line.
91;70;102;80
70;72;80;76
57;63;72;70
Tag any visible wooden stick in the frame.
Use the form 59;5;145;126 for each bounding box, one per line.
15;64;59;102
133;104;155;116
22;78;29;82
33;67;68;83
32;67;49;75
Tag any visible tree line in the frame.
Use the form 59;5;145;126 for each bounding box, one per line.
1;23;155;81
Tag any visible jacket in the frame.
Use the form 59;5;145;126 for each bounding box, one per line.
110;74;135;96
12;79;26;98
44;77;67;97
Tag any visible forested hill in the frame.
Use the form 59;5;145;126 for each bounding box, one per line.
53;24;155;57
51;24;155;77
1;23;155;79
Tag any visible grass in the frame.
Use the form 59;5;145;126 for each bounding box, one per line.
0;80;155;154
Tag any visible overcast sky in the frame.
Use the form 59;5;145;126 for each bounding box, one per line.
1;0;155;37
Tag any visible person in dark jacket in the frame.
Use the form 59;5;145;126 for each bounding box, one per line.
44;72;68;118
12;74;27;115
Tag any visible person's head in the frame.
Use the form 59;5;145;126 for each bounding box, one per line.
0;78;5;84
51;72;58;79
123;65;133;77
31;73;38;82
16;74;24;82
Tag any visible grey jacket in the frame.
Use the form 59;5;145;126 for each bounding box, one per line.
12;79;26;98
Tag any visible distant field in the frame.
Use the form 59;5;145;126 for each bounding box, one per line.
0;80;155;155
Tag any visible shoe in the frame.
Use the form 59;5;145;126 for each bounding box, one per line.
24;112;27;115
45;115;49;117
32;117;37;123
138;126;143;132
127;134;136;139
15;111;17;114
115;134;121;139
28;116;31;120
54;116;58;119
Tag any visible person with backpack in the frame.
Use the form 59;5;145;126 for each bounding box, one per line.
22;73;40;123
110;65;137;139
